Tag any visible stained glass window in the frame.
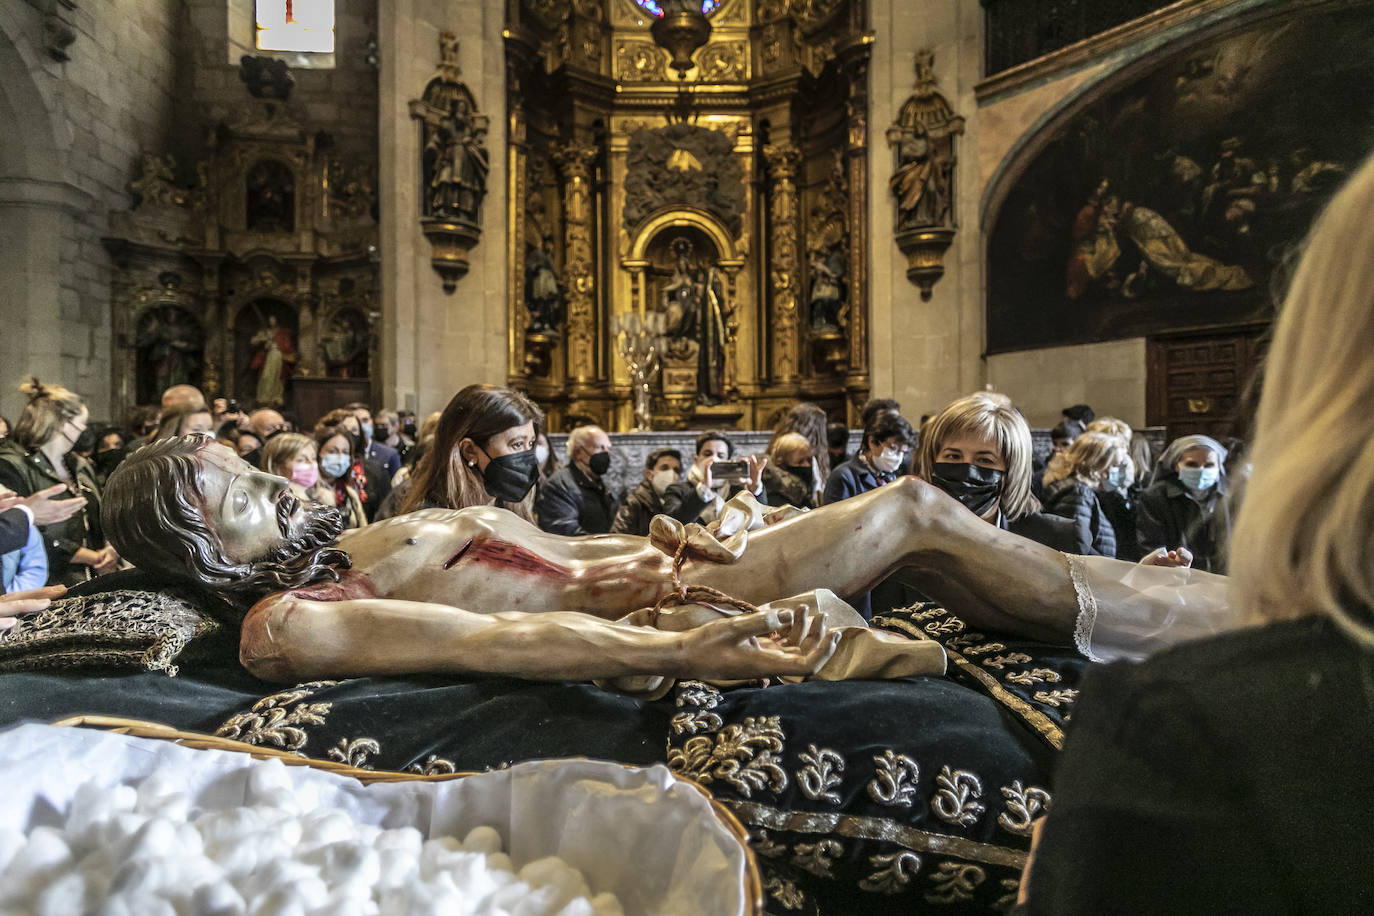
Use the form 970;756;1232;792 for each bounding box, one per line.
255;0;335;54
633;1;722;16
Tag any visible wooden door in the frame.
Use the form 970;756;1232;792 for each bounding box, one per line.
1146;327;1268;442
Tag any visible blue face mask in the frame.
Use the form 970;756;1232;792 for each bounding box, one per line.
320;453;352;480
360;421;374;442
1106;466;1129;491
1177;466;1219;492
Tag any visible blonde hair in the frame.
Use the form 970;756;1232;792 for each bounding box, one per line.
769;432;812;466
1043;431;1127;488
1085;417;1131;444
1230;155;1374;643
916;392;1040;521
768;403;830;481
13;378;84;450
261;432;316;478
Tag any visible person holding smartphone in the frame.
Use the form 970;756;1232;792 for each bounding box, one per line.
661;430;767;526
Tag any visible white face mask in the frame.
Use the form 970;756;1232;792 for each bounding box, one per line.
872;447;904;474
534;444;550;466
651;468;679;497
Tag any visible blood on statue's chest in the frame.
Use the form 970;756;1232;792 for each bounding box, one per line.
442;536;575;582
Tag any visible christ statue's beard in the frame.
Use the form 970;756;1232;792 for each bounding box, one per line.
221;498;351;605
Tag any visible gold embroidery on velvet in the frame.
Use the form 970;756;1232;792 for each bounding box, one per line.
1032;688;1078;707
748;828;788;860
997;781;1051;836
791;838;843;877
1003;667;1061;687
926;861;986;904
407;755;458;775
872;616;1066;750
924;617;965;636
796;744;845;804
671;710;724;735
214;681;340;752
981;653;1033;670
724;800;1029;870
995;877;1021;914
867;749;920;808
326;737;380;769
912;607;948;620
944;631;986;651
667;715;788;798
962;643;1006;656
764;874;806;909
859;851;922;894
676;680;723;709
932;765;985;828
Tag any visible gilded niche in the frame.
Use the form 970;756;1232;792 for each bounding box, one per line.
623;124;745;236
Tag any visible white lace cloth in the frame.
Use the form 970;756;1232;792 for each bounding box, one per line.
1067;554;1240;663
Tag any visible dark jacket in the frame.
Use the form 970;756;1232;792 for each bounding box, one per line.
357;457;393;522
1002;510;1080;553
1136;477;1228;573
1098;487;1142;561
660;477;765;526
1040;477;1117;557
365;440;402;482
0;508;29;555
0;442;103;586
610;480;663;536
535;464;619;535
823;454;895;505
762;465;815;510
1027;615;1374;915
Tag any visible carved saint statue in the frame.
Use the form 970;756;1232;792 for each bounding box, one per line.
321;311;369;379
425;95;489;224
249;313;298;407
136;305;204;403
890;124;951;230
524;241;564;333
661;238;729;405
808;243;847;331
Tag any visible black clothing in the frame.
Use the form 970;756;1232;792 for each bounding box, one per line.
1028;615;1374;915
822;454;894;505
761;464;815;510
1098;487;1142;561
1003;510;1080;553
535;464;619;535
357;457;392;522
610;480;664;536
0;509;29;555
658;477;764;526
0;443;103;587
1040;478;1117;557
1136;476;1228;572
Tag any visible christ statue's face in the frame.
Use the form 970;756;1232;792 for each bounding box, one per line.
194;443;306;564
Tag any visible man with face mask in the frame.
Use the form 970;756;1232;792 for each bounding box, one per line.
535;425;621;536
347;402;401;482
609;448;682;536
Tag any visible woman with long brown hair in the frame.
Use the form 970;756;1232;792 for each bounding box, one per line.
397;384;545;521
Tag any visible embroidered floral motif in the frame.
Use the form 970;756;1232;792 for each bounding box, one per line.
859;851;922;894
924;618;965;636
962;643;1006;656
406;755;458;775
981;653;1033;670
945;631;986;651
1032;688;1079;707
668;716;788;798
925;861;986;904
326;737;380;769
214;681;340;752
911;607;947;620
997;781;1051;836
792;838;843;877
671;710;724;735
932;766;985;827
867;749;920;808
764;874;806;909
994;877;1021;914
748;829;788;860
797;744;845;804
1003;668;1062;687
676;680;723;710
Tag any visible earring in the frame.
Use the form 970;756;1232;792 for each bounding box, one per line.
468;461;478;469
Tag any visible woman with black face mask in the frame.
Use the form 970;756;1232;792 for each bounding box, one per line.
394;384;544;522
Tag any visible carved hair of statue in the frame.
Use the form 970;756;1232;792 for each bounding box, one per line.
102;436;350;613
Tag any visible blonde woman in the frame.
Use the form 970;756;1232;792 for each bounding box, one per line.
1021;155;1374;912
261;433;324;503
1040;431;1128;557
760;431;818;509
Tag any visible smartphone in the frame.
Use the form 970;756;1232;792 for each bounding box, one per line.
712;459;750;485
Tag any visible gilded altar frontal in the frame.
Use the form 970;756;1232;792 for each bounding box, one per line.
506;0;875;432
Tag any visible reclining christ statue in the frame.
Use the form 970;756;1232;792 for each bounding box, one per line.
100;438;1232;683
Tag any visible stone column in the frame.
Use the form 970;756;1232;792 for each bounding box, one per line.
763;142;802;387
552;142;599;389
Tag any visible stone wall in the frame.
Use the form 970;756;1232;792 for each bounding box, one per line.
0;0;184;423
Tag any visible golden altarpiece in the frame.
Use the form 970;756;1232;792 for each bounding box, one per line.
505;0;873;431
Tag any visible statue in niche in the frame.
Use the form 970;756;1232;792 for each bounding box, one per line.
245;160;296;233
524;238;564;334
136;305;204;404
129;153;184;209
662;237;729;405
322;309;370;379
808;241;846;331
425;95;490;224
248;313;298;407
891;123;951;230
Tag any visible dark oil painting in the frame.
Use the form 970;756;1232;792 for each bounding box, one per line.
987;3;1374;353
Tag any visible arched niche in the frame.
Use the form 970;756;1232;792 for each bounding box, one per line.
245;158;296;232
134;303;204;405
321;306;370;379
234;298;299;408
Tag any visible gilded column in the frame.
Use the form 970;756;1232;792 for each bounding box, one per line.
506;64;529;382
842;46;872;415
553;142;600;385
764;142;801;386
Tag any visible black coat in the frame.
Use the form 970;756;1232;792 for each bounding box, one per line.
535;465;619;535
1027;615;1374;915
0;509;29;555
1040;478;1117;558
1002;510;1081;553
0;442;103;587
610;480;662;536
822;455;895;505
660;477;765;526
1098;487;1142;561
1136;477;1228;573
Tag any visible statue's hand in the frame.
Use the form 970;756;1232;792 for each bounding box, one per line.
681;608;840;679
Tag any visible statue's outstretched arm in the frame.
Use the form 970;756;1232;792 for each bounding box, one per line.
238;594;841;684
